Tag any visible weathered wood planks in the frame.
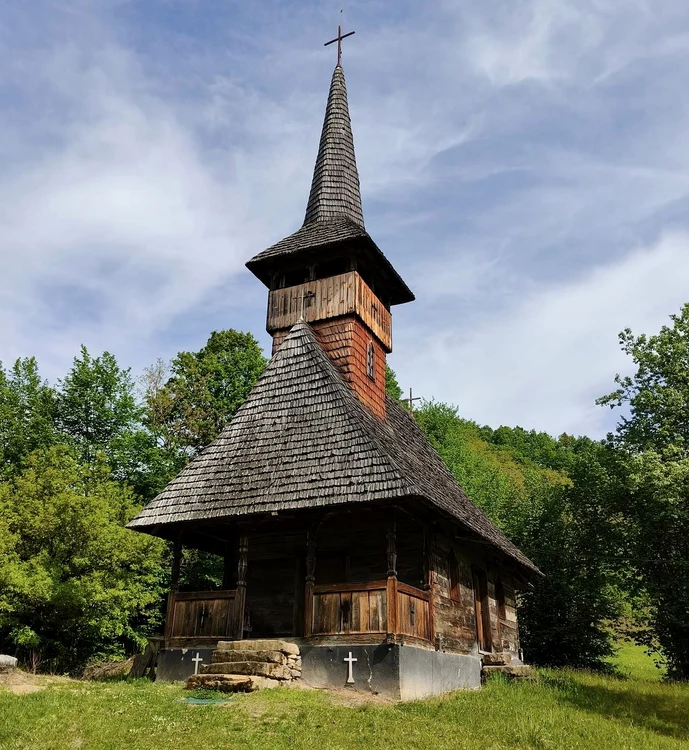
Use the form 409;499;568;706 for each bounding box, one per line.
267;271;392;352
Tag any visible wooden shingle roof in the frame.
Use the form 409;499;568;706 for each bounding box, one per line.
128;321;539;575
303;64;364;227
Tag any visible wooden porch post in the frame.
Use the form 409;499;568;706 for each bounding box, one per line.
234;534;249;640
386;512;398;641
424;524;436;646
304;525;316;637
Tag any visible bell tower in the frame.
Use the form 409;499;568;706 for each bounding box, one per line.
246;63;414;419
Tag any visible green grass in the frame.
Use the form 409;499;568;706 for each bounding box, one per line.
2;669;689;750
611;640;666;682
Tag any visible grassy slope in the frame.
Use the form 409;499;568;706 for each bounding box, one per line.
0;648;684;750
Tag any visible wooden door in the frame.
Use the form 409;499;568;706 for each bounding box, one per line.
473;567;492;652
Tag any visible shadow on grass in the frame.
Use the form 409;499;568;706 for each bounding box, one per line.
543;673;689;741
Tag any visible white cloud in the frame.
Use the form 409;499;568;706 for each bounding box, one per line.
396;233;689;437
1;0;689;443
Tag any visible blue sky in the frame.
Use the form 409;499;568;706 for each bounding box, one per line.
2;0;689;437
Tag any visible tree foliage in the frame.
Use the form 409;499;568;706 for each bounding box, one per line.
0;358;57;477
385;365;403;400
145;330;266;455
599;303;689;679
415;403;626;670
0;446;166;672
0;329;268;672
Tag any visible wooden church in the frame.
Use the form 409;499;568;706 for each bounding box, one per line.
128;51;540;699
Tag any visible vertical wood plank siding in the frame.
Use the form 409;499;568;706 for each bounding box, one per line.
267;271;392;352
165;590;237;643
310;581;430;640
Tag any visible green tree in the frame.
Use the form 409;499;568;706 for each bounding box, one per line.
0;358;57;476
385;365;403;400
145;330;266;454
415;402;625;670
0;446;166;672
55;347;172;502
599;303;689;679
56;347;140;466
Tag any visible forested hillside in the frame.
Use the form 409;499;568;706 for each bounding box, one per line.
2;304;689;679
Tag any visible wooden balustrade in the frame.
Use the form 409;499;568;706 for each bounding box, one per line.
308;580;431;641
164;590;238;646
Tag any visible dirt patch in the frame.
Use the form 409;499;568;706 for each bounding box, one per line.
321;687;395;708
0;669;73;695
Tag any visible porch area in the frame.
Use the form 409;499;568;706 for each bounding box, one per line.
161;508;434;649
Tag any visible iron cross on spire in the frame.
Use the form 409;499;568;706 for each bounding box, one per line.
324;12;355;67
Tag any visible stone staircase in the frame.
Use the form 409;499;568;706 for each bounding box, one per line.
187;640;301;693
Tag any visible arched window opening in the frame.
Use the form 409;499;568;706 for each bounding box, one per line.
366;341;375;380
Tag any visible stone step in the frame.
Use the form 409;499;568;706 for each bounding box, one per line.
211;649;288;666
215;639;300;656
482;652;512;666
202;661;292;680
186;673;281;693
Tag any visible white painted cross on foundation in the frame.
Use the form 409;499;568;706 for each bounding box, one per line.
344;651;357;684
192;652;204;675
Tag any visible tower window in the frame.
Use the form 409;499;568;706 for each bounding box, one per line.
366;341;375;380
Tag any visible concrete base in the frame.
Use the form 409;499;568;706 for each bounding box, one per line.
300;643;481;700
158;642;482;699
157;648;215;682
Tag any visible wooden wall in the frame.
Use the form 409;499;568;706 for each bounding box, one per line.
316;512;424;588
430;531;521;656
267;271;392;351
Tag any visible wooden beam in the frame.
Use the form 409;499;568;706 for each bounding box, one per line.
234;534;249;640
386;512;398;641
304;524;317;637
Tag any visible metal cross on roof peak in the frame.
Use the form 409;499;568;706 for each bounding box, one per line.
324;13;355;67
403;388;422;414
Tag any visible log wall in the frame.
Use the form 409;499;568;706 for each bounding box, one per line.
430;531;521;656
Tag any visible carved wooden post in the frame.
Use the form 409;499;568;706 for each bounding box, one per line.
304;525;317;637
386;513;398;641
234;534;249;640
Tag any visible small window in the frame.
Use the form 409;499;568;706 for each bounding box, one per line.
449;549;460;602
366;341;375;380
496;578;507;620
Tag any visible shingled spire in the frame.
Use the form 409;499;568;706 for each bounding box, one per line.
303;65;364;228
